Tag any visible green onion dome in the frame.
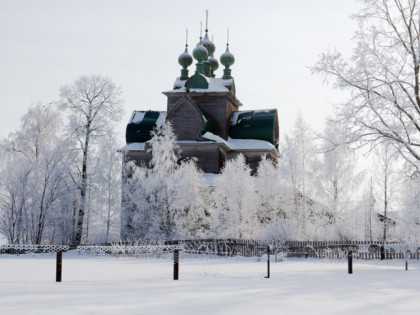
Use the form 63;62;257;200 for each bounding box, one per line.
208;54;219;71
193;39;208;62
220;44;235;68
178;45;193;69
202;33;215;56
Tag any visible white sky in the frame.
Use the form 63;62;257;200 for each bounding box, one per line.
0;0;361;141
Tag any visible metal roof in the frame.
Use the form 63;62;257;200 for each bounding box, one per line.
125;108;213;144
126;109;278;147
125;111;166;144
229;109;279;148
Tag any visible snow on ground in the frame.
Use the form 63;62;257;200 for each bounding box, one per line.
1;253;420;314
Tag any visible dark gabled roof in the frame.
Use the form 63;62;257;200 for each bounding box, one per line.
125;111;166;144
229;109;279;148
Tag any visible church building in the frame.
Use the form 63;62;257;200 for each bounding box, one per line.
123;26;279;174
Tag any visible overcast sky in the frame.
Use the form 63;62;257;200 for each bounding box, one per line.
0;0;361;141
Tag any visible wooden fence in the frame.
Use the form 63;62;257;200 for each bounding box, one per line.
2;240;419;259
166;239;420;259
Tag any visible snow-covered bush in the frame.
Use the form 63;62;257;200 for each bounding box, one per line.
122;123;210;241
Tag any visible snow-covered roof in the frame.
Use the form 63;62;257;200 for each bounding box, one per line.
128;111;166;126
130;111;145;124
121;132;275;152
126;111;167;144
167;77;234;93
230;109;277;125
228;109;279;148
202;132;275;150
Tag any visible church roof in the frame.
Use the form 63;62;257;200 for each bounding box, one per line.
229;109;279;148
125;105;214;144
125;108;279;148
201;132;275;150
167;77;235;95
125;111;166;144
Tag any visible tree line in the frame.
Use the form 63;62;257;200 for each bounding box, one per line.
0;75;123;245
121;117;417;242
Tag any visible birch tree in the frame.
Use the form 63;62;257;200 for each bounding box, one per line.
400;177;420;241
0;103;73;244
60;75;123;245
320;119;365;237
89;131;122;243
372;143;401;241
313;0;420;172
279;113;322;238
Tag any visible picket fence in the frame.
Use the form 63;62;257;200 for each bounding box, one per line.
1;239;419;259
166;239;420;259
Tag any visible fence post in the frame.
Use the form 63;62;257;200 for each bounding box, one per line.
265;245;271;278
173;249;179;280
56;251;62;282
348;250;353;274
380;245;385;260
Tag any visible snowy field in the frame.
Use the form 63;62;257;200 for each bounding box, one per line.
1;252;420;314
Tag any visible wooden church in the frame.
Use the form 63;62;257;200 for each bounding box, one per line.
123;26;279;174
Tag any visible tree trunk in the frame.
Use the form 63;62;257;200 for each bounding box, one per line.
35;182;48;244
74;127;90;245
105;179;111;243
383;173;388;243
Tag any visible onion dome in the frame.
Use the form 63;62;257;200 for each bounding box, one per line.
208;54;219;77
220;44;235;68
178;44;193;80
221;43;235;79
178;45;193;69
193;39;208;63
202;33;215;56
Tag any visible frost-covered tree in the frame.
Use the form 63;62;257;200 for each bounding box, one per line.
88;131;122;243
313;0;420;172
214;155;258;239
255;157;285;225
372;143;401;241
148;123;180;240
256;157;300;241
362;178;382;241
170;160;210;239
122;122;209;241
0;103;74;244
60;75;123;245
319;119;365;239
0;153;33;243
400;177;420;242
320;119;362;218
122;163;159;240
278;113;322;238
